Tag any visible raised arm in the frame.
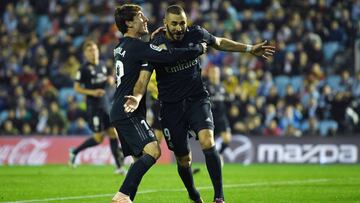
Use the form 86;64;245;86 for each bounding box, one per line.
123;70;152;113
212;38;275;60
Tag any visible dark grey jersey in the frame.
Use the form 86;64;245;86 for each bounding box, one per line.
75;62;110;112
110;37;204;123
207;82;226;115
149;25;216;103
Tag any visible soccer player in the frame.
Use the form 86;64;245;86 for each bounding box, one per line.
206;66;232;166
192;66;232;175
110;4;206;203
124;5;275;203
68;40;126;175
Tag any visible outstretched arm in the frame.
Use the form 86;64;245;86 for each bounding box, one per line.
123;70;152;113
212;38;275;60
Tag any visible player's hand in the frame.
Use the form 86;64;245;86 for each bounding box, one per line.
124;95;140;113
150;27;166;40
200;42;208;54
93;89;105;97
250;40;276;60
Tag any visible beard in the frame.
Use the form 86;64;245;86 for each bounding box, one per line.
166;25;185;41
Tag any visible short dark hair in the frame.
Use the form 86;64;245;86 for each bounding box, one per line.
166;5;185;16
114;4;142;34
82;40;96;52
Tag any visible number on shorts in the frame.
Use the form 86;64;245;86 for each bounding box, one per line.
163;128;171;141
140;119;150;130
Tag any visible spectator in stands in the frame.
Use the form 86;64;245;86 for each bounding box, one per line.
284;85;299;106
263;119;282;137
279;105;302;132
36;107;49;134
67;117;92;135
1;120;18;135
284;124;302;137
257;71;273;97
304;117;320;136
318;85;334;120
66;98;85;123
339;70;353;92
266;86;279;106
47;101;67;135
264;104;277;126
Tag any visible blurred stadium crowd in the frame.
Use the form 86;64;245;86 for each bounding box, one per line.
0;0;359;136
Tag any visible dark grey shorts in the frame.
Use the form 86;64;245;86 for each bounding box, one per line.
160;97;214;156
113;116;156;157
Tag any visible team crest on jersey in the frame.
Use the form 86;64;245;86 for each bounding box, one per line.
150;44;163;52
148;130;155;138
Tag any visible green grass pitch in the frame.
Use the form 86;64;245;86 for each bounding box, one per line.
1;164;360;203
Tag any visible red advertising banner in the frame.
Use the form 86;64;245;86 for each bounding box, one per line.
0;136;173;165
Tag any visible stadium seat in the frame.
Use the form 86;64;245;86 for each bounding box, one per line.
285;43;296;53
326;75;341;92
290;76;304;93
323;42;341;62
274;75;290;97
319;120;338;136
58;88;84;108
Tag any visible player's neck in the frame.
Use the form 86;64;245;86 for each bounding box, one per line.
124;30;142;39
88;60;99;65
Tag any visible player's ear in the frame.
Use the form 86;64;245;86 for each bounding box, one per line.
125;20;133;28
163;18;167;27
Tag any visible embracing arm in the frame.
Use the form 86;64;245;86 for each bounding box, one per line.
123;70;152;113
139;42;206;63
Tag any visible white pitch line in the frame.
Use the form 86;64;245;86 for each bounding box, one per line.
1;178;333;203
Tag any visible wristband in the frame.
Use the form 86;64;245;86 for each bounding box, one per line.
245;45;253;52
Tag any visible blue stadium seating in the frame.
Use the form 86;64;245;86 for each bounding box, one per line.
290;76;304;93
275;75;290;97
323;42;342;62
319;120;338;136
326;75;341;92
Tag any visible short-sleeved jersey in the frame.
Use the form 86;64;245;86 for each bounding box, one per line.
75;62;110;112
148;25;216;103
110;37;203;123
206;82;227;116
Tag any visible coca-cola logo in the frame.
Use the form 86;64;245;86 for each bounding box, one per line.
0;138;49;165
75;146;113;165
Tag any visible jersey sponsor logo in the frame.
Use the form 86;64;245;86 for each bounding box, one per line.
148;130;155;138
164;59;199;73
150;44;163;52
91;74;107;84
